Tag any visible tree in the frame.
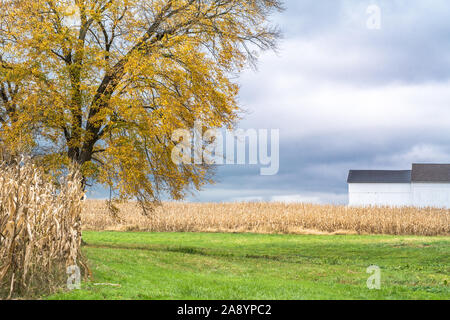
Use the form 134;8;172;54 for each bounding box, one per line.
0;0;282;210
0;56;36;161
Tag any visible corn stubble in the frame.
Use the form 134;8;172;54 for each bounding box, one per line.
83;201;449;236
0;159;86;299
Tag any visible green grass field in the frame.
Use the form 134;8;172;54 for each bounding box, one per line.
48;232;449;300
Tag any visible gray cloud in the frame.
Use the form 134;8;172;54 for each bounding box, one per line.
195;0;450;204
90;0;450;204
270;0;450;86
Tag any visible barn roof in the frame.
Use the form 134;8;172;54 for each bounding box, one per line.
411;164;450;182
347;170;412;183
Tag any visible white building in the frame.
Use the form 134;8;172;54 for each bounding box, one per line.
348;164;450;208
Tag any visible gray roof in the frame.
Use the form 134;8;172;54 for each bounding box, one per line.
411;164;450;182
347;170;412;183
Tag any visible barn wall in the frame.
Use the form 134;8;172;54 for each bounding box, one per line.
411;183;450;208
348;183;412;207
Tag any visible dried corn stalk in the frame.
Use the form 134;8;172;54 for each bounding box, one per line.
0;157;86;299
82;201;450;236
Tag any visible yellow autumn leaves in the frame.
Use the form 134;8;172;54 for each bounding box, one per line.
0;0;282;206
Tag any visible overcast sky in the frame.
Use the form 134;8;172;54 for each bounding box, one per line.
91;0;450;204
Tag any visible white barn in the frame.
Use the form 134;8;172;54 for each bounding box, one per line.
348;164;450;208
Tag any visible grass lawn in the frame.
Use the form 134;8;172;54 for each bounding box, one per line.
47;232;449;300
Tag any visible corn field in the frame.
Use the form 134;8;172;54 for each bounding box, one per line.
0;159;86;299
83;201;450;236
